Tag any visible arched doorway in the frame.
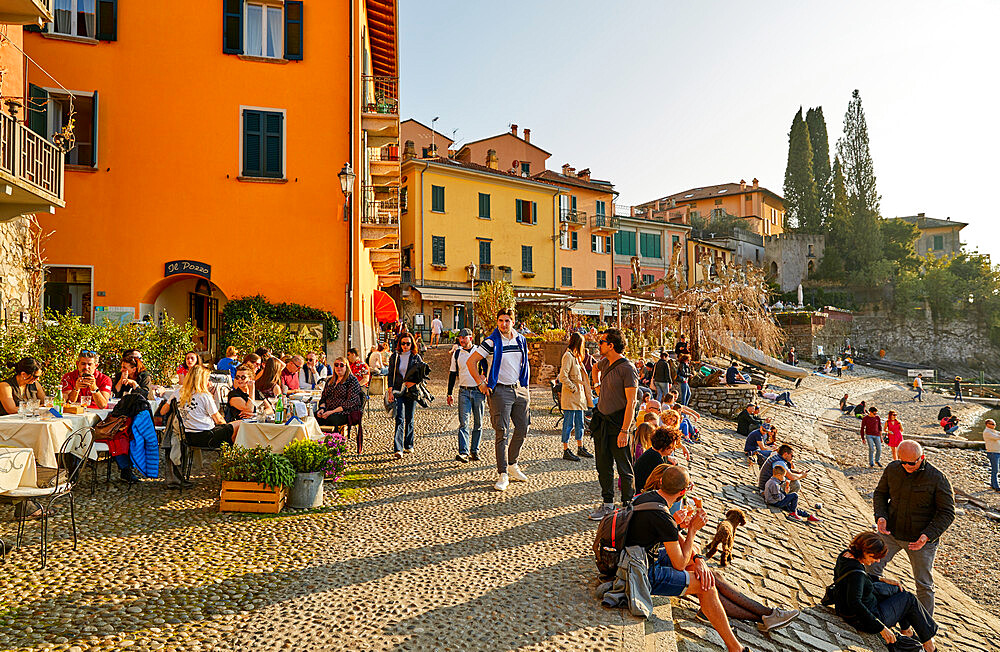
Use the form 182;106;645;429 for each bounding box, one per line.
140;275;227;356
769;261;779;278
807;260;815;275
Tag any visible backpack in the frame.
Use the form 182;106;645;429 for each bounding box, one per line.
913;378;919;389
594;501;668;577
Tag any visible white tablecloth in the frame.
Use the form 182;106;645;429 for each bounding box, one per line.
233;416;324;453
0;413;100;467
0;447;37;492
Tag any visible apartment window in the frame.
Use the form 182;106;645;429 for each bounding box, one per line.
28;88;98;167
714;199;723;205
933;235;943;251
639;233;661;258
690;210;700;221
431;236;446;266
672;235;680;252
400;187;408;213
616;275;622;288
478;192;490;219
595;200;606;217
605;236;612;253
561;267;573;287
50;0;117;40
591;234;600;253
431;185;445;212
614;231;636;256
642;274;655;286
242;109;283;178
807;243;814;257
596;270;607;289
521;246;533;273
479;239;491;266
224;0;304;60
521;161;530;175
515;199;537;225
571;231;578;250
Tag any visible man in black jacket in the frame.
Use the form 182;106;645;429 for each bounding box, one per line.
868;440;954;616
652;350;671;401
735;403;762;437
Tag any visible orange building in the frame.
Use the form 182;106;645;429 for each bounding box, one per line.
24;0;399;356
456;124;548;177
636;179;785;237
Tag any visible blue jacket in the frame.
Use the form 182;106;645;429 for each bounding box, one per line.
129;409;159;478
483;328;530;389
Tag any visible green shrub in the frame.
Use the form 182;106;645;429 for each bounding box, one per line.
222;296;339;352
282;439;332;474
216;444;296;489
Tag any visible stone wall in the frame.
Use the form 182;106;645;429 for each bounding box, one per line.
763;232;825;292
0;217;34;322
690;386;756;419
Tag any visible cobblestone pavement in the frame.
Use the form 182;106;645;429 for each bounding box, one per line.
1;350;998;651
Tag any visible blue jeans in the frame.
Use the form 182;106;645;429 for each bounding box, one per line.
561;409;584;445
873;590;938;643
954;389;963;402
393;397;416;452
679;381;691;406
866;435;882;466
945;425;959;435
774;391;795;407
654;381;670;402
457;388;485;456
771;492;809;518
987;451;1000;490
648;548;690;597
912;387;922;402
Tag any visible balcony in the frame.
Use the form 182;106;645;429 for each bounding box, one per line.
361;185;399;248
591;213;619;234
362;75;399;144
559;208;587;229
367;144;400;186
478;266;492;283
0;0;51;25
0;111;65;221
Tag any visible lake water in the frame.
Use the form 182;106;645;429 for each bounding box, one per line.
966;408;1000;441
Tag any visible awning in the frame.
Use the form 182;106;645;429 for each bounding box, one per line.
373;290;399;323
410;286;475;303
573;301;614;316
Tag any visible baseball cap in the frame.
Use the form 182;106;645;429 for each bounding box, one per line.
457;328;473;337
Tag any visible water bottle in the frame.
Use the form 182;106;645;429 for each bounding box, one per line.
275;396;284;423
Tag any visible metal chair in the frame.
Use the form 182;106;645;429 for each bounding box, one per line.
2;427;94;569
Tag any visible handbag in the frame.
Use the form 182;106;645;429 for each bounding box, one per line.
821;568;865;606
93;413;130;441
882;432;892;445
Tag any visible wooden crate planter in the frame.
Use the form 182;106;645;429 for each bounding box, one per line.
219;481;287;514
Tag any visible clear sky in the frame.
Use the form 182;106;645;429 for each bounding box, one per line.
399;0;1000;262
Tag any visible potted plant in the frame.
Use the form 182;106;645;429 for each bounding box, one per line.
216;445;295;513
283;439;332;508
319;431;348;482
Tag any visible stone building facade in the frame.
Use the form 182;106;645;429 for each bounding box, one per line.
763;232;825;292
0;216;37;324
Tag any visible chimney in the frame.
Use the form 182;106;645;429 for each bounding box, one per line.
403;140;416;161
752;178;759;189
917;212;926;217
486;149;499;170
562;163;571;176
740;179;746;192
523;128;530;143
577;168;591;181
427;143;438;158
510;124;518;137
567;167;576;177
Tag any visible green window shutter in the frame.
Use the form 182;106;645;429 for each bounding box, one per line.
515;199;524;223
571;231;578;250
264;111;283;177
96;0;117;41
532;201;537;224
571;196;577;211
639;233;646;257
432;185;445;212
479;240;491;265
478;192;490;218
562;267;572;286
224;0;243;54
243;110;262;176
284;1;303;60
432;236;446;265
90;91;99;168
613;231;622;255
27;83;48;138
521;245;532;272
628;232;637;256
596;270;606;288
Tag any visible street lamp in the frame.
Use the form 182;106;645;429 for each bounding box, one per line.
338;162;355;197
466;261;477;332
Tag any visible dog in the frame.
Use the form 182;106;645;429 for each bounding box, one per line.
703;508;748;567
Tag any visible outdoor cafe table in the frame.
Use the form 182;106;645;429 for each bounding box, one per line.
233;416;324;453
0;447;38;493
0;413;102;468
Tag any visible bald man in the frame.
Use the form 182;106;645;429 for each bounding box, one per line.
868;440;955;616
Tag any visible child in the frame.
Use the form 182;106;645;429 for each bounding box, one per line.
764;466;820;523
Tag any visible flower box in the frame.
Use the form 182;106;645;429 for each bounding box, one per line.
219;480;287;514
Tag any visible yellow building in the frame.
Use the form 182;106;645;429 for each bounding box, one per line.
637;178;785;237
398;148;559;333
891;213;966;259
686;237;736;286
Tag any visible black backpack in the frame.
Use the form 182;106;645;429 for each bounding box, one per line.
593;501;668;577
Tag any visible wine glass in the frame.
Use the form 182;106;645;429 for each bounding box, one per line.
17;400;27;418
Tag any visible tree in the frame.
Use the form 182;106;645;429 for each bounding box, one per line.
880;218;921;271
783;108;820;232
805;107;832;224
474;280;514;335
817;157;850;278
836;90;883;277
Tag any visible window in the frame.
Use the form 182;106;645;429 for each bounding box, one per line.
51;0;116;40
521;246;533;273
520;161;530;175
591;234;600;252
561;267;573;287
431;185;445;212
571;231;578;250
431;236;446;266
690;210;700;221
515;199;537;224
596;270;607;289
614;230;636;256
28;88;98;167
224;0;304;60
605;236;612;253
478;192;490;219
479;239;491;266
714;199;723;205
807;244;814;257
616;275;622;288
242;109;283;178
933;235;943;251
639;233;661;258
642;274;655;286
672;235;680;252
400;187;408;213
595;200;606;217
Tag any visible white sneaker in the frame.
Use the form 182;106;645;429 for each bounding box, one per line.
494;473;509;491
394;451;403;459
508;464;528;482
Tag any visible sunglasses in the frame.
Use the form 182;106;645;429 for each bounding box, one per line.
334;363;346;368
900;458;923;467
80;350;98;357
598;339;608;345
399;341;412;347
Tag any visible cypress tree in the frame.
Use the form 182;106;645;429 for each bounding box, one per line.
783;108;820;232
805;107;832;225
818;157;850;278
836;90;883;275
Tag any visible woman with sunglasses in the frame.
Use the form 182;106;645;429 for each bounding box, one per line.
225;363;272;422
112;352;151;399
0;357;46;415
316;357;365;433
386;333;423;458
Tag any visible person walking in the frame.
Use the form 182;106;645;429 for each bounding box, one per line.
868;440;955;616
385;333;422;458
587;328;639;521
676;353;693;406
430;314;443;347
861;406;883;468
557;332;594;462
652;350;671;401
911;373;923;402
883;410;903;461
953;376;963;403
983;418;1000;491
466;308;531;492
446;329;486;463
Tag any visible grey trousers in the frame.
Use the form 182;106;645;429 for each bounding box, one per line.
867;534;939;616
488;384;530;474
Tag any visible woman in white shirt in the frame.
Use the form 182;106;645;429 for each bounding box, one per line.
173;365;239;447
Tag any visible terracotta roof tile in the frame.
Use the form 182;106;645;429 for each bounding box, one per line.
532;169;615;194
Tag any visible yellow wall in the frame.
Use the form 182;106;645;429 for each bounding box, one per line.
687;240;734;286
